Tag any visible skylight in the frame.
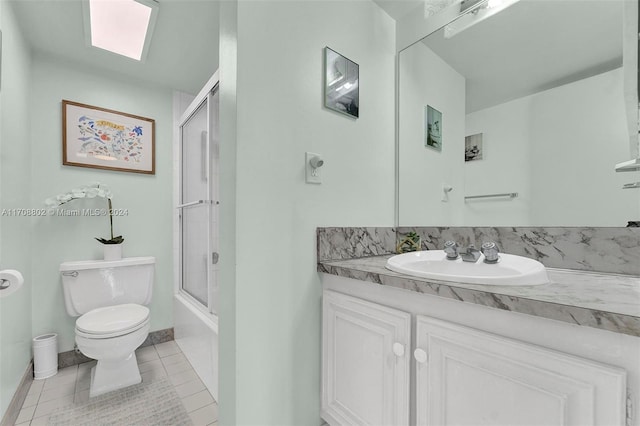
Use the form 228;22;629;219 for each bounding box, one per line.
85;0;158;61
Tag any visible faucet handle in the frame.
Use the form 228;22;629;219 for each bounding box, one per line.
481;241;500;263
444;241;459;260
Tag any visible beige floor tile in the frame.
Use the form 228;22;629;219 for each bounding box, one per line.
42;373;76;391
33;395;74;418
164;360;193;376
74;389;90;404
14;422;30;426
138;359;164;373
174;378;206;399
207;422;218;426
21;392;40;408
39;381;76;403
29;415;50;426
77;360;96;372
15;405;36;424
169;369;199;387
160;352;187;366
155;341;181;358
141;366;168;383
182;390;214;413
189;403;218;426
27;380;45;396
56;365;78;377
136;345;159;363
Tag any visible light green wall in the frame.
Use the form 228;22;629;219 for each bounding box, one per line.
0;0;33;417
29;53;174;352
219;1;396;423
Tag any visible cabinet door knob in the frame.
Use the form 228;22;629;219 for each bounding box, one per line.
414;348;427;364
392;342;405;357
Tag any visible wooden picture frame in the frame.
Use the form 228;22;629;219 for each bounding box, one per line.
62;100;155;174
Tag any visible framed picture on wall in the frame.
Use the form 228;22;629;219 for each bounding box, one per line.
465;133;483;161
324;47;359;119
425;105;442;151
62;100;155;174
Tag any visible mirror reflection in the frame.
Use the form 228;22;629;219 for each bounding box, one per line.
398;0;640;226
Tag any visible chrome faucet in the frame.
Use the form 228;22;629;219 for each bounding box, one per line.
459;244;481;262
444;241;459;260
481;241;500;263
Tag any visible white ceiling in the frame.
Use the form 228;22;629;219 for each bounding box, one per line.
411;0;624;112
9;0;219;95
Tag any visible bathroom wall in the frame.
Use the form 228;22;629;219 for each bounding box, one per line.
466;68;637;226
222;1;396;423
398;41;465;225
28;53;174;352
0;0;33;418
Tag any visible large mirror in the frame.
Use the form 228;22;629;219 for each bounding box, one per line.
397;0;640;226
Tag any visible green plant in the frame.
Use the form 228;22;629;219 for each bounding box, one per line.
45;183;124;244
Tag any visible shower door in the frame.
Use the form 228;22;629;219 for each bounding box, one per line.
178;85;219;315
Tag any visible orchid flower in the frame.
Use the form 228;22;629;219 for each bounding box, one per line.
44;183;123;244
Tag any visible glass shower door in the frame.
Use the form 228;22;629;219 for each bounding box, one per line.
179;88;219;314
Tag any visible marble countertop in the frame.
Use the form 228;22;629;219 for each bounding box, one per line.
318;255;640;337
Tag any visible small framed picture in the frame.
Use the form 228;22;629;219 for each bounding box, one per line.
465;133;483;161
324;47;359;118
425;105;442;151
62;100;155;174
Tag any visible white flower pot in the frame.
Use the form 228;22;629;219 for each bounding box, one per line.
103;244;123;261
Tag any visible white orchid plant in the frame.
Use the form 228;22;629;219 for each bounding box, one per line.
45;183;124;244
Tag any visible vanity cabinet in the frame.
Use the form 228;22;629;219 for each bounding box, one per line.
322;289;628;426
415;315;627;425
322;290;411;425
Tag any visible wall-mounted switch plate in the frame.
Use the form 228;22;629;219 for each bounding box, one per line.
306;152;322;184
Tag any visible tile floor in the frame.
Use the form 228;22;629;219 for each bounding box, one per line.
15;341;217;426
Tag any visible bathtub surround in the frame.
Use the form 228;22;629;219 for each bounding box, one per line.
57;328;175;369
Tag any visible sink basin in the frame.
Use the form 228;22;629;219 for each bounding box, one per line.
386;250;549;286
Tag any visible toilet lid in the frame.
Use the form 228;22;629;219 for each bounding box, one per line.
76;304;149;336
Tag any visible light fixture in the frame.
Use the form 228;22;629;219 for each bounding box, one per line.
83;0;159;61
444;0;519;39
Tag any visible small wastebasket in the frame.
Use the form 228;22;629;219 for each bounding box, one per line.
33;333;58;380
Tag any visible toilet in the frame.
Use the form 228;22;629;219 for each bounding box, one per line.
60;256;155;397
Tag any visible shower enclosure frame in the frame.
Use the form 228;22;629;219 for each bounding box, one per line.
172;72;220;400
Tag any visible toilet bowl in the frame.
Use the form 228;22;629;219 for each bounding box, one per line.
60;257;155;398
75;304;150;397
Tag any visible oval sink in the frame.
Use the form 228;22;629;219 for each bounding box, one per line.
386;250;549;286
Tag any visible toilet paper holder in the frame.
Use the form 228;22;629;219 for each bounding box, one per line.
0;269;25;297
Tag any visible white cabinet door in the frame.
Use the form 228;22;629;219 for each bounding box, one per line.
322;290;411;426
415;315;627;426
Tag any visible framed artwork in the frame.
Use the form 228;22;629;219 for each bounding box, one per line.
425;105;442;151
465;133;483;161
62;100;155;174
324;47;359;118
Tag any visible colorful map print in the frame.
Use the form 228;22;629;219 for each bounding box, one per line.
76;115;144;162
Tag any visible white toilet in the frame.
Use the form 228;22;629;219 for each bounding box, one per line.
60;256;155;397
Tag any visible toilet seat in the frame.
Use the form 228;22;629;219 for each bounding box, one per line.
75;304;150;339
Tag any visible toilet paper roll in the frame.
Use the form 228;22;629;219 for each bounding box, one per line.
0;269;24;298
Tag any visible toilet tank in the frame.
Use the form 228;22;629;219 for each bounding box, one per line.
60;257;155;317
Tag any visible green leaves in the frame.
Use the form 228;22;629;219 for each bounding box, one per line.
95;236;124;245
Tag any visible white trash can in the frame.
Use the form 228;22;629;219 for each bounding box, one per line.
33;333;58;380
